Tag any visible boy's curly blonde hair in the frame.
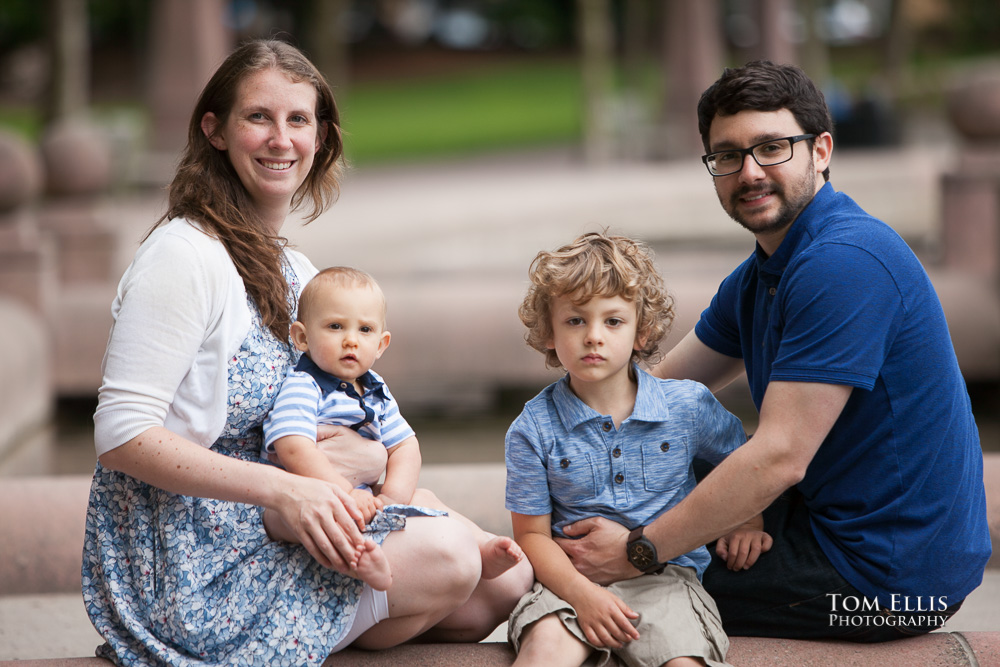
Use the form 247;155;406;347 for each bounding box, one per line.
519;231;675;369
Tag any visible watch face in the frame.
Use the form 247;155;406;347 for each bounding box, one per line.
628;540;656;569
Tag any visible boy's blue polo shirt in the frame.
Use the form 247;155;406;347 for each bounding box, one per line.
695;182;990;606
505;367;747;578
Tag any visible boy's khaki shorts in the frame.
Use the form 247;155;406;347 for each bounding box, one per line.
508;564;730;667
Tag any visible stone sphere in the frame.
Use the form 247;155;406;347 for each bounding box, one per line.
0;131;44;211
946;66;1000;141
40;120;114;196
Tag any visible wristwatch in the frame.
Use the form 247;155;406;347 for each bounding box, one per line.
626;526;664;574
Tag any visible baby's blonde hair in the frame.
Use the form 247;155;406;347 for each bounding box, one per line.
296;266;385;326
519;231;674;369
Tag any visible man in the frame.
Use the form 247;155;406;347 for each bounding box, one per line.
556;60;990;642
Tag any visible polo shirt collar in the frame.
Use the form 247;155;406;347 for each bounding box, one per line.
757;181;836;278
294;353;384;398
551;365;670;431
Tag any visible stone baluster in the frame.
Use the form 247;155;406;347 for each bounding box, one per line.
36;120;117;285
942;67;1000;284
0;130;53;314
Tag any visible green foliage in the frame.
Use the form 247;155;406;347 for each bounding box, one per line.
339;59;582;165
0;0;44;55
0;106;42;141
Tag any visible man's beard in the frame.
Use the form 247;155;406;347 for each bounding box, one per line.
721;162;818;238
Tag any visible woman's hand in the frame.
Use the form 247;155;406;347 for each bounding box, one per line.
272;474;368;572
316;425;387;488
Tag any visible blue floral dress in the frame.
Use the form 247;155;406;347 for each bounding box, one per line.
82;262;426;666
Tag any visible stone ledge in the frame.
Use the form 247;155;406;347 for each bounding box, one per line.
2;463;999;665
0;633;997;666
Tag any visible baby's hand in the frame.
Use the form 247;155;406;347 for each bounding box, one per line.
716;526;773;571
349;489;384;525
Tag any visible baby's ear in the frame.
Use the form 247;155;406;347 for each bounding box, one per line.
375;330;391;359
290;321;309;352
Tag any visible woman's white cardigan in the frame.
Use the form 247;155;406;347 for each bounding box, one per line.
93;218;317;456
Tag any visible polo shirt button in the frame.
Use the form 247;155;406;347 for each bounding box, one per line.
768;287;776;296
613;448;621;458
615;473;624;483
661;442;670;452
603;422;612;432
340;382;348;389
560;458;570;468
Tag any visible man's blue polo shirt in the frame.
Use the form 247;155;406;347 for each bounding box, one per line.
505;367;747;578
695;181;990;606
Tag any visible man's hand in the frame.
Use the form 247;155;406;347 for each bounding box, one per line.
554;517;638;586
716;524;773;570
569;584;640;649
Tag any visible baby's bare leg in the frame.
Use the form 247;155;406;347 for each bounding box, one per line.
264;509;390;590
480;534;525;580
351;539;392;591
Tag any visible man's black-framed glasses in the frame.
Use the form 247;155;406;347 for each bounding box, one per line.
702;134;816;177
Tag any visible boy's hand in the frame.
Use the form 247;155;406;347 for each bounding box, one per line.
716;525;773;570
349;489;384;525
569;584;640;649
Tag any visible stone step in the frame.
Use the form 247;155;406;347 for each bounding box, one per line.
0;633;996;666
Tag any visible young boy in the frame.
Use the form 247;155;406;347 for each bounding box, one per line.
505;233;770;667
262;266;523;591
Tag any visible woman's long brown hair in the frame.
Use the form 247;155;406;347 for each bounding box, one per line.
150;39;344;341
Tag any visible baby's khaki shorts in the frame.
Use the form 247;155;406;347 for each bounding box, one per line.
508;564;730;667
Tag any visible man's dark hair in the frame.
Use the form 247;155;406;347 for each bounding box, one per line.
697;60;833;181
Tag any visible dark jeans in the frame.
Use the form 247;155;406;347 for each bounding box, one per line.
699;479;962;642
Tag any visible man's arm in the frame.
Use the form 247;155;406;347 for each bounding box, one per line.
558;380;852;584
653;329;745;391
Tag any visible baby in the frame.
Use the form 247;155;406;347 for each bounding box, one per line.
263;266;523;590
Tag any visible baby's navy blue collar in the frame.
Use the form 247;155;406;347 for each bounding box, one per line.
294;354;383;398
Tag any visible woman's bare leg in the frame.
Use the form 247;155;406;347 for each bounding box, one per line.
417;554;534;642
409;488;535;642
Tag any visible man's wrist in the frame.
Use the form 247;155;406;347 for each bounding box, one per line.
626;526;665;574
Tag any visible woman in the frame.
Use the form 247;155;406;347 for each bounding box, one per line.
82;39;527;666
